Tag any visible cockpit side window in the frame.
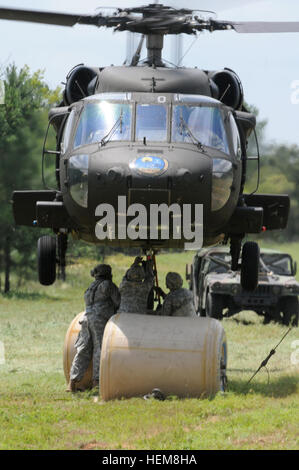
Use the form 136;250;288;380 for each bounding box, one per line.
172;105;229;154
136;104;167;142
229;113;242;159
74;101;132;149
61;109;76;154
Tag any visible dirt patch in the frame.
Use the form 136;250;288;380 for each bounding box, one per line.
232;430;288;449
183;414;224;433
80;440;109;450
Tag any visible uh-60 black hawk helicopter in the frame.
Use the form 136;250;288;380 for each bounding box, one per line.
2;3;296;291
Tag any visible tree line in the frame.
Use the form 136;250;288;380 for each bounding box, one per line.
0;64;298;293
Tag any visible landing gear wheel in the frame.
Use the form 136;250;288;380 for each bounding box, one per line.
206;292;223;320
241;241;259;292
281;297;298;326
37;235;56;285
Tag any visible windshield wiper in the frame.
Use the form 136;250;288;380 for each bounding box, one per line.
179;114;205;152
209;256;231;270
100;110;124;147
259;257;272;274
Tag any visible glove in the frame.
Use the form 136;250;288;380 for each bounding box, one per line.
154;286;166;298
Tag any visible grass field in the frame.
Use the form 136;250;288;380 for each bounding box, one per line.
0;245;298;450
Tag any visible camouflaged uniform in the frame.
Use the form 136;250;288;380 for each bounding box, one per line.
162;272;196;317
118;258;155;314
70;265;120;386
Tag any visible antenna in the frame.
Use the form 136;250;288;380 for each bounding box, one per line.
171;35;183;67
126;32;139;65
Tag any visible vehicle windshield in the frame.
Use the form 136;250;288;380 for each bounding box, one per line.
208;253;231;273
74;102;132;148
172;105;229;154
136;104;167;142
260;253;293;275
206;252;293;276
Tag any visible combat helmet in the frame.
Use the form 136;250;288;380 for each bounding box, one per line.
126;264;145;282
91;264;112;279
166;272;183;290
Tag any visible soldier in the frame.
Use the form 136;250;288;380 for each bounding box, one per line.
156;272;197;317
68;264;120;392
117;256;155;314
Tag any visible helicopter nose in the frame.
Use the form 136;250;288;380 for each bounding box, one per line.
106;166;124;183
124;149;214;224
86;147;234;223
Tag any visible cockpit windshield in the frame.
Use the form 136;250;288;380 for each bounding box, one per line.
136;104;167;142
74;102;132;148
72;95;230;153
172;105;229;154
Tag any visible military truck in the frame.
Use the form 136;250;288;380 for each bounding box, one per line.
187;247;299;326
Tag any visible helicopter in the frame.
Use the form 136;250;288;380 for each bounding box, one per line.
2;3;295;291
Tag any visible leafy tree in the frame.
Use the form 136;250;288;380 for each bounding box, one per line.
245;102;268;156
265;144;299;240
0;64;60;292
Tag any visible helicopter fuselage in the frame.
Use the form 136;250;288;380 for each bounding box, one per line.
59;90;242;249
12;64;289;252
3;2;293;287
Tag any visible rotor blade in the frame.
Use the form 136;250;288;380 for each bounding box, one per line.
0;7;96;27
228;21;299;33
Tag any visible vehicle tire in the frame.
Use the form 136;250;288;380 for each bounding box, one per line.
199;307;206;317
241;241;259;292
206;292;223;320
281;296;299;327
37;235;56;286
193;289;200;314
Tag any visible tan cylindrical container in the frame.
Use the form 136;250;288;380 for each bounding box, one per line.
63;312;92;389
100;313;227;401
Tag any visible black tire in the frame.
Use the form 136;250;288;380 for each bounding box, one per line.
199;307;206;317
281;296;299;327
206;292;223;320
241;241;260;292
38;235;56;286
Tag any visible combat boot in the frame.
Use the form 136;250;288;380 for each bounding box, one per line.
66;379;78;393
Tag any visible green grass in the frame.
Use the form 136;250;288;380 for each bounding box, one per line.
0;248;298;450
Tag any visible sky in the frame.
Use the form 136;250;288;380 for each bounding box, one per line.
0;0;299;146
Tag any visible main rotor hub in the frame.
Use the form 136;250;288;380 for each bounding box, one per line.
112;6;199;36
146;34;165;67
